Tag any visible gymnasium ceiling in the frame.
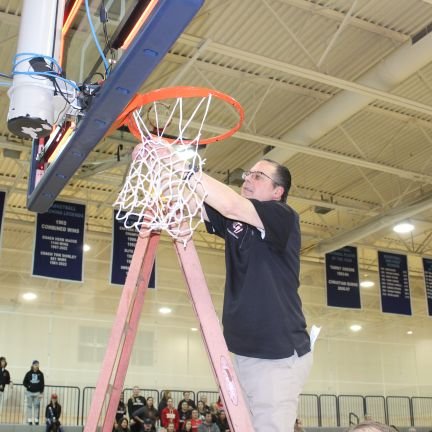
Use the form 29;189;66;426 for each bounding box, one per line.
0;0;432;341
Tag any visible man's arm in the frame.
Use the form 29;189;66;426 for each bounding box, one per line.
190;172;263;229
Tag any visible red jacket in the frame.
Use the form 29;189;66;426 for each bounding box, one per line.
160;407;179;430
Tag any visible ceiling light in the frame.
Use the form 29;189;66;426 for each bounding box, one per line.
159;307;172;315
190;327;198;332
83;244;91;252
393;222;414;234
360;280;375;288
22;292;37;301
350;324;362;332
407;330;413;335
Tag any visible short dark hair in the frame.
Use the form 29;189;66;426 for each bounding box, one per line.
262;159;291;202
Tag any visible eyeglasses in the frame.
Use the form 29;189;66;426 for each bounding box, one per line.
242;170;279;185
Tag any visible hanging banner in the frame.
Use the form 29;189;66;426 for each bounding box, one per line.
423;258;432;317
325;246;361;309
111;211;156;287
0;191;5;247
378;251;411;315
33;201;85;282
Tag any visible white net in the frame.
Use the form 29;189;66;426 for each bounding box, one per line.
114;94;212;245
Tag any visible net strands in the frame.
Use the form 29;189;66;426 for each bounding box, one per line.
114;95;212;245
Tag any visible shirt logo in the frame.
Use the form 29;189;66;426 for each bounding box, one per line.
30;373;40;384
227;222;244;239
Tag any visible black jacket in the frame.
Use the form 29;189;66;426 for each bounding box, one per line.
46;402;62;422
23;369;45;393
0;368;11;392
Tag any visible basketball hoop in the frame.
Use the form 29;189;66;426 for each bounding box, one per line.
112;86;244;245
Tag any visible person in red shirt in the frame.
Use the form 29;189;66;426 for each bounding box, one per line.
189;409;202;432
160;398;179;431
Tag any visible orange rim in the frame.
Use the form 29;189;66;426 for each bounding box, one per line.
109;86;244;145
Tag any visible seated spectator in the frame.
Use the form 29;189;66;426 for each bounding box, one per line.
141;418;154;432
158;390;172;415
178;401;192;431
166;424;176;432
128;387;147;432
160;398;179;430
133;405;157;432
45;393;63;432
216;410;229;432
177;392;196;412
182;420;193;432
197;412;219;432
196;401;207;421
190;410;202;432
116;418;131;432
215;397;223;412
116;393;127;426
198;395;210;412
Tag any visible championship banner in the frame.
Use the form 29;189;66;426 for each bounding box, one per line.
378;251;411;315
325;246;361;309
423;258;432;317
33;201;85;282
111;211;156;287
0;191;5;247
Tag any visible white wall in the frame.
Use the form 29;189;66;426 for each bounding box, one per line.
0;223;431;398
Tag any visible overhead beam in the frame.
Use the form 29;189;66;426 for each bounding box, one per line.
178;34;432;117
276;0;408;42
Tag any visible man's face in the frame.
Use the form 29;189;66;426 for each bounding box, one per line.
144;424;152;431
205;413;213;424
181;402;188;411
200;395;207;404
32;363;39;371
167;425;175;432
184;392;190;400
132;387;140;397
241;160;282;202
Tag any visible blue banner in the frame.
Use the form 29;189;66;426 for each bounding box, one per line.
423;258;432;317
33;201;85;282
378;251;411;315
0;191;5;246
325;246;361;309
111;212;155;287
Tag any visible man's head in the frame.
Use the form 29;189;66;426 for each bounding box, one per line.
132;386;140;397
0;357;6;368
143;418;152;431
31;360;39;371
204;411;213;425
199;394;207;404
166;424;175;432
183;391;190;399
181;401;188;411
241;159;291;202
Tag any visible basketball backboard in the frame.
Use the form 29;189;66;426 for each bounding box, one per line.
25;0;204;213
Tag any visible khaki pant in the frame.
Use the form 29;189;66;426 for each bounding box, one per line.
234;351;313;432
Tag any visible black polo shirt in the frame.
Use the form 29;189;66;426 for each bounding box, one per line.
205;199;310;359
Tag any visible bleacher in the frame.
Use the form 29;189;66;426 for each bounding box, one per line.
0;384;430;429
